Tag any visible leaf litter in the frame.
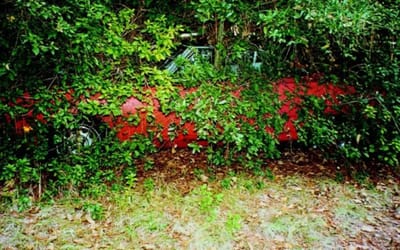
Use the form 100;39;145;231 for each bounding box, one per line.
0;148;399;249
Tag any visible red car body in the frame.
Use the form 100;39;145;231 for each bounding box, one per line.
4;77;353;149
102;77;353;147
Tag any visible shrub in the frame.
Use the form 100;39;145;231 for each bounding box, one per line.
174;74;284;167
257;0;400;166
0;1;179;195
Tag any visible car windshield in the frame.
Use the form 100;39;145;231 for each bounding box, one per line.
163;46;214;74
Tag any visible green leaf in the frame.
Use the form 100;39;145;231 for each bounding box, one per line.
32;46;40;56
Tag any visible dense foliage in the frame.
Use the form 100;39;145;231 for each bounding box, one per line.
1;0;399;200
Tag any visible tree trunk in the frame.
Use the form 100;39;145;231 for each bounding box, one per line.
214;19;225;69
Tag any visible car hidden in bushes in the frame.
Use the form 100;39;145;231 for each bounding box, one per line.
2;76;354;154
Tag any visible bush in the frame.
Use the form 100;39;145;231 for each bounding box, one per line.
1;0;399;200
257;0;400;166
173;74;284;167
0;1;180;196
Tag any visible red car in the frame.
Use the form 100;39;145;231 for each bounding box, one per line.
3;76;353;153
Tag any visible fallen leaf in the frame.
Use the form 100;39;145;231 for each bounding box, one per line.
142;244;156;250
67;213;73;221
291;186;302;191
74;210;83;220
46;243;55;250
199;174;208;182
85;213;96;225
35;232;50;241
73;238;91;246
394;207;400;219
361;225;375;233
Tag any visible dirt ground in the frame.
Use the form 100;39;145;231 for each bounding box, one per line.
134;148;400;249
135;148;399;193
1;148;399;249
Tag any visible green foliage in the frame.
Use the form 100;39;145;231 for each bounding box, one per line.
83;202;104;221
174;76;283;167
0;1;178;195
143;178;156;192
144;158;155;171
225;213;242;234
188;142;203;154
258;0;386;72
16;194;32;212
1;158;35;184
257;0;400;167
334;172;345;183
298;114;338;150
59;134;155;192
2;131;154;199
1;0;399;201
123;167;138;189
193;184;224;220
220;177;233;190
1;1;181;122
193;0;237;23
264;167;275;181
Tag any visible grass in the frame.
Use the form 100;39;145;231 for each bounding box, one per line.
0;172;399;249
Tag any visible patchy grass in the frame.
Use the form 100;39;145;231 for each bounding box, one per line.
1;171;399;249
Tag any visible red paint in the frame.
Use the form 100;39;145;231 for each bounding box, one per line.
105;78;353;147
6;77;354;148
